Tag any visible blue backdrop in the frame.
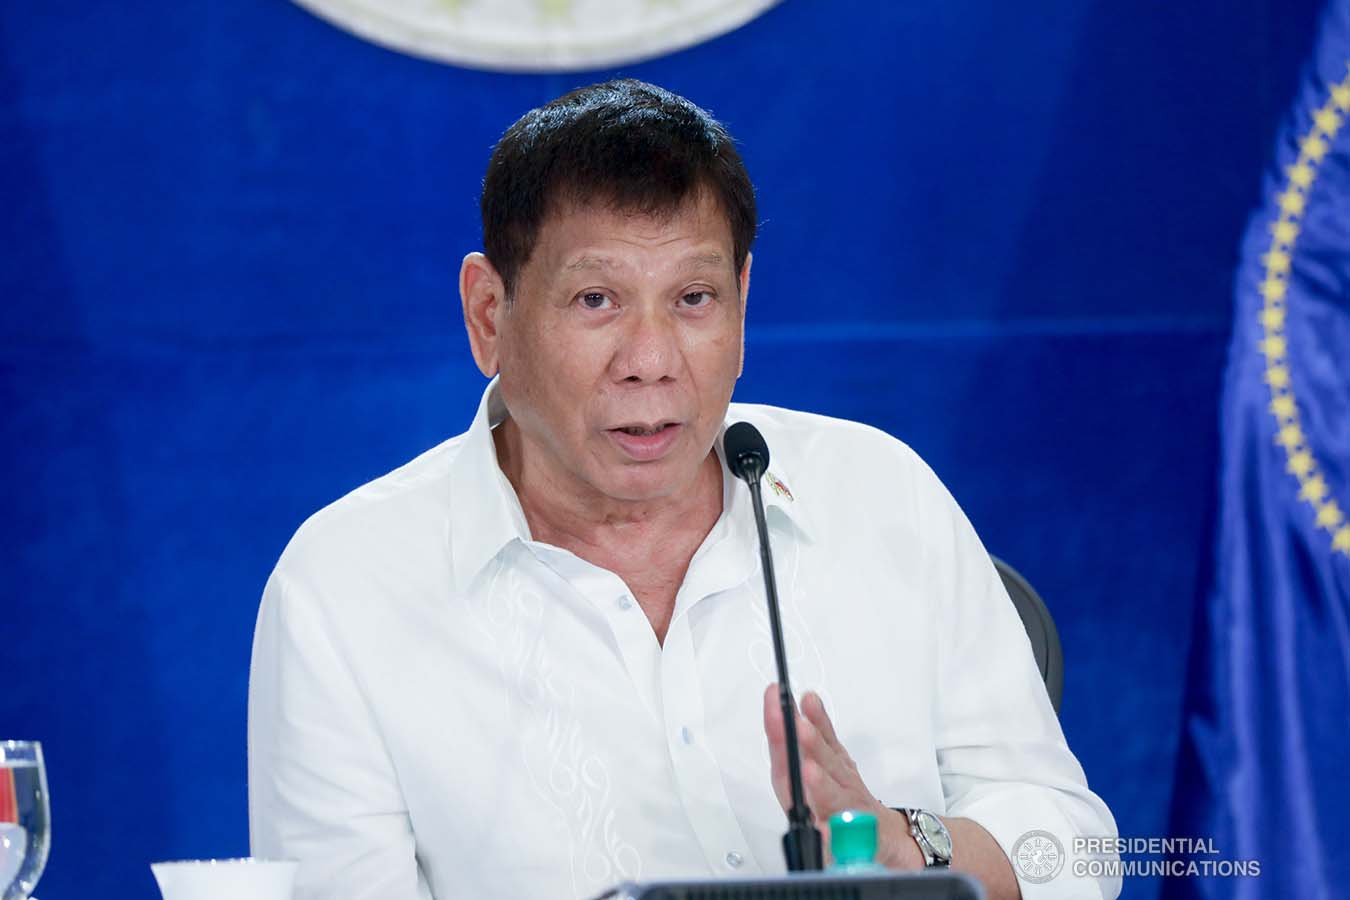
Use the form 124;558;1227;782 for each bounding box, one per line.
0;1;1325;897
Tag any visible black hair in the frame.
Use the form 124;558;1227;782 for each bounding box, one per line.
481;79;757;299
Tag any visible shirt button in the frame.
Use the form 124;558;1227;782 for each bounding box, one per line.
680;726;693;745
725;850;744;869
616;595;634;611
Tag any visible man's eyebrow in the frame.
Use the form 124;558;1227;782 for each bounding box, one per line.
562;251;727;273
564;256;621;272
681;252;726;269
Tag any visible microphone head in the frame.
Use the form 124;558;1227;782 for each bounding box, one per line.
724;421;770;481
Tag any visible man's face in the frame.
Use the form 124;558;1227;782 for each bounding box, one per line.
494;191;747;504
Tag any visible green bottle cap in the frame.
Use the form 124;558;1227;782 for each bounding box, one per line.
829;809;879;866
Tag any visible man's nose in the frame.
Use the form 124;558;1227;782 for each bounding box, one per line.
612;304;683;383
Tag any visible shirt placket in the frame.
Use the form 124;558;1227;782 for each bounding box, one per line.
524;542;665;723
660;610;763;876
658;512;765;876
522;504;772;878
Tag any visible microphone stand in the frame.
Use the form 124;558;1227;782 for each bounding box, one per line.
733;451;823;872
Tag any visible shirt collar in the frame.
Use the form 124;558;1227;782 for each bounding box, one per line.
447;377;531;592
447;381;816;590
713;416;815;543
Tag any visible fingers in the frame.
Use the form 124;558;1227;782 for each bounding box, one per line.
803;691;858;773
764;686;842;772
762;683;785;749
764;685;855;808
802;691;841;751
763;683;883;844
799;718;865;811
763;684;792;811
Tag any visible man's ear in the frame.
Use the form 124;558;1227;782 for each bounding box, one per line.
460;252;507;377
736;252;752;377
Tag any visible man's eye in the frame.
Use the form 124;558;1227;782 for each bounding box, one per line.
681;291;713;308
579;292;612;310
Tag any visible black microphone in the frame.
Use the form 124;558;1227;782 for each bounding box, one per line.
723;422;823;872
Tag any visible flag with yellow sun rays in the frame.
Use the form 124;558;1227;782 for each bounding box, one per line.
1167;1;1350;897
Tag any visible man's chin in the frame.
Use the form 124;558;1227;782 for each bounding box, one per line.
598;473;685;504
593;457;707;504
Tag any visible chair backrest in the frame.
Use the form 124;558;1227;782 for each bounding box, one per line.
991;556;1064;714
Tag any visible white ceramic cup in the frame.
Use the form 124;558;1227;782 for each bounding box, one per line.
150;858;298;900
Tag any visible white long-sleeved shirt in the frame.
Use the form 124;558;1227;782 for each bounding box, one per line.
248;379;1119;900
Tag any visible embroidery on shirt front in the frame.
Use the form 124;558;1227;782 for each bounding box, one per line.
472;558;644;897
744;524;834;751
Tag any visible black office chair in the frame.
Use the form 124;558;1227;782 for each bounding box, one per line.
991;556;1064;714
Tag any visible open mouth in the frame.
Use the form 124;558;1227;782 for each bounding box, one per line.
613;423;675;437
606;421;683;461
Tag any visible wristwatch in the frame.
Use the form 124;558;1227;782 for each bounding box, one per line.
897;808;953;868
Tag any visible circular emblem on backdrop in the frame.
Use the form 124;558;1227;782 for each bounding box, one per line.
1011;830;1065;884
290;0;782;72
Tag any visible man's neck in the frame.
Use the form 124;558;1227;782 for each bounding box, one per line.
492;417;725;559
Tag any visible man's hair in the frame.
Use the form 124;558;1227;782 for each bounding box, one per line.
481;79;757;299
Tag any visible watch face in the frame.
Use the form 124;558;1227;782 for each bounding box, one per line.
918;811;953;859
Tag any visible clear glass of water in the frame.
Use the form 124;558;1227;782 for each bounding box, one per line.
0;741;49;900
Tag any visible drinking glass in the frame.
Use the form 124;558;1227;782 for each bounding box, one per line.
0;741;49;900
